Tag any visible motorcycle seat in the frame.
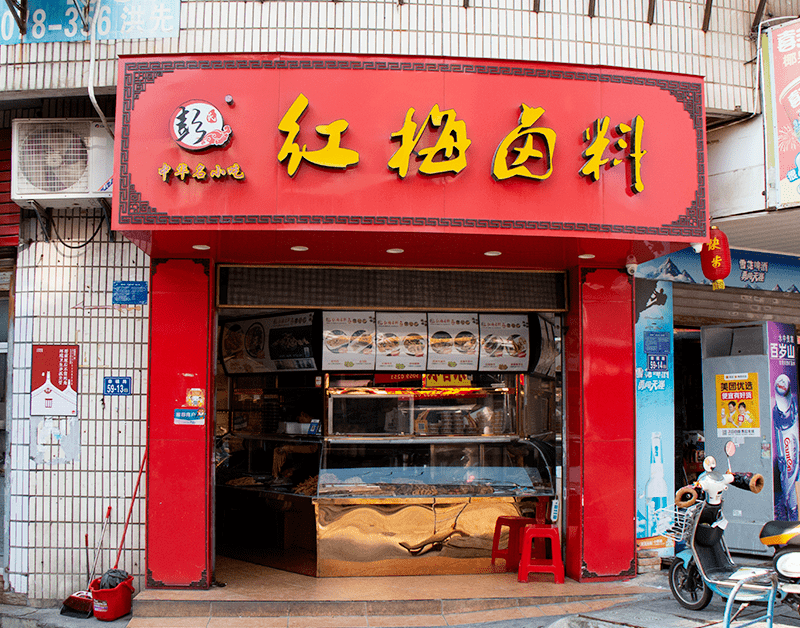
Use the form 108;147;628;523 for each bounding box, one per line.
760;521;800;546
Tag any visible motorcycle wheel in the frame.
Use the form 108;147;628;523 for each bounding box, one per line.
669;558;712;610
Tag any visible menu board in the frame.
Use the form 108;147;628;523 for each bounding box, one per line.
376;312;428;371
221;313;316;373
322;311;376;370
426;313;480;371
265;312;316;370
478;314;530;372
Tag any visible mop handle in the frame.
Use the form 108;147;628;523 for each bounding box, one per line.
114;449;147;569
85;534;90;585
90;506;113;583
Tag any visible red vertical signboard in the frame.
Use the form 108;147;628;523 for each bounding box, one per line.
31;345;79;417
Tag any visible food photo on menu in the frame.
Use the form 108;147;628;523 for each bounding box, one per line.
376;312;427;370
426;314;480;371
478;314;530;372
322;312;377;370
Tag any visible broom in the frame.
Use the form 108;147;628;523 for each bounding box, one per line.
61;506;112;618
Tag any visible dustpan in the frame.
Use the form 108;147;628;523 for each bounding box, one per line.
61;507;112;618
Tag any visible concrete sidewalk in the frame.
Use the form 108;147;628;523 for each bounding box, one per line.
2;567;799;628
553;592;800;628
551;570;800;628
0;604;129;628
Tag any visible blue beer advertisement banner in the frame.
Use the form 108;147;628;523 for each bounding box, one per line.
635;278;675;555
638;247;800;293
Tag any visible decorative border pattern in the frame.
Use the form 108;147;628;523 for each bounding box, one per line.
118;58;706;237
147;567;209;590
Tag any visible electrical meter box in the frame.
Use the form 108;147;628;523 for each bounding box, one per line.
701;321;799;554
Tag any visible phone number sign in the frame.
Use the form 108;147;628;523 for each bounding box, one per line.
1;0;178;45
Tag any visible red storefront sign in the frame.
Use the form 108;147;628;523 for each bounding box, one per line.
115;54;706;240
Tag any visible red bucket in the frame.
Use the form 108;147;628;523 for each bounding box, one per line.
89;575;135;621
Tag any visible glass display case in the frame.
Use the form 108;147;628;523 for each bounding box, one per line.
320;375;554;500
318;438;553;498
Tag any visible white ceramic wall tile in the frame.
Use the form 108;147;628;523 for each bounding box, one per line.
8;212;149;601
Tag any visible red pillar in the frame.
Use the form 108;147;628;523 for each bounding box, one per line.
564;267;636;580
146;259;214;588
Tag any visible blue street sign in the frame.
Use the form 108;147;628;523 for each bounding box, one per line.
1;0;179;45
103;377;132;396
112;281;148;305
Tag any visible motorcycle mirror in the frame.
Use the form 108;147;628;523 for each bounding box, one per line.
724;441;737;473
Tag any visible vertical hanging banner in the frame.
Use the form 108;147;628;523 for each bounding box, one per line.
768;322;799;521
763;18;800;209
634;279;675;555
715;373;761;437
321;311;376;370
30;345;79;416
375;312;428;371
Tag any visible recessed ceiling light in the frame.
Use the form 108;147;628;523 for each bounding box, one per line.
484;251;502;257
291;245;309;252
578;253;595;259
192;244;211;251
386;248;404;254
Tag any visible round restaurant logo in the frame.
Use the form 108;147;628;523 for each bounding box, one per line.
170;100;232;151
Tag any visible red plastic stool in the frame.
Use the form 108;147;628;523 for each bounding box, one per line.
518;524;564;583
490;516;536;572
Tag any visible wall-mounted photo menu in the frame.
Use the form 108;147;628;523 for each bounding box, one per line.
221;312;316;373
426;313;480;371
322;311;376;370
478;314;530;372
376;312;428;371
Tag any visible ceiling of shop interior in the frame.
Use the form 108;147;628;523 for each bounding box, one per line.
715;208;800;259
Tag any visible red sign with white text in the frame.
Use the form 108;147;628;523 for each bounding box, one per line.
114;54;706;240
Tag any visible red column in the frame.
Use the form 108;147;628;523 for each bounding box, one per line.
564;267;636;581
147;259;214;588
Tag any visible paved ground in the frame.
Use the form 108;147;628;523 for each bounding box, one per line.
2;567;800;627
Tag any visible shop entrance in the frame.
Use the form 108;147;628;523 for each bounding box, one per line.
674;329;704;487
211;266;566;578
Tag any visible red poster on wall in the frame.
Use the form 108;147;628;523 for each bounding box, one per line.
31;345;79;417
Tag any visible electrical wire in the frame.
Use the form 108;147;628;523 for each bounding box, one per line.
51;215;105;249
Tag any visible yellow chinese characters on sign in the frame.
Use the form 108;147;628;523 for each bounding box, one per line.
388;104;471;178
716;373;760;438
424;374;472;388
579;115;646;194
492;104;556;181
278;93;360;177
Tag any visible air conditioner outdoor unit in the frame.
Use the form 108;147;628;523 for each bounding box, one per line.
11;119;114;209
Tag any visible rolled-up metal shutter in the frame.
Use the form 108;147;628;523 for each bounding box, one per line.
673;283;800;327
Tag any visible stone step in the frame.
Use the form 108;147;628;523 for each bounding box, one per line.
132;594;633;618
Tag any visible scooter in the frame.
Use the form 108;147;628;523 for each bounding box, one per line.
666;441;800;626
